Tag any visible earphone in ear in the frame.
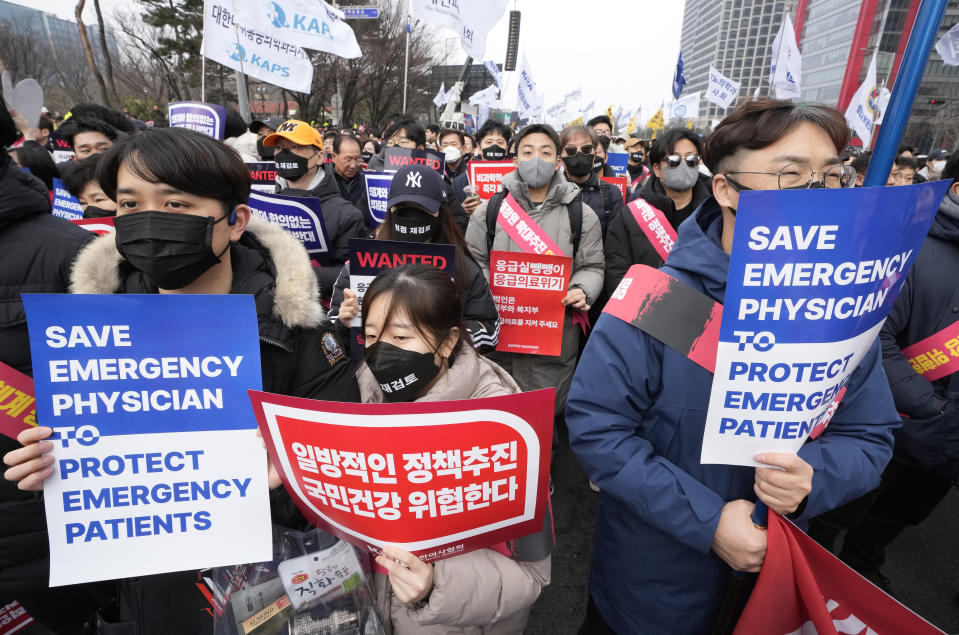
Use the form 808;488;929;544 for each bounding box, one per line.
228;208;237;225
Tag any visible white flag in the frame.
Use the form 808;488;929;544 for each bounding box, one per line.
563;88;582;107
936;22;959;66
410;0;507;59
469;84;499;106
484;60;504;90
875;86;892;125
669;92;700;120
770;15;801;99
516;54;538;119
203;1;314;93
844;54;879;147
706;66;740;109
433;82;447;109
234;0;361;59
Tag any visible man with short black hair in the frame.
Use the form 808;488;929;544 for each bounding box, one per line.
587;115;613;138
426;122;440;148
438;128;467;180
568;99;897;634
365;118;425;171
62;116;117;159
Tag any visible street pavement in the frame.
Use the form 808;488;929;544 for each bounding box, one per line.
529;431;959;634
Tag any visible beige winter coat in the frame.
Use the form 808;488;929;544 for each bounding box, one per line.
357;346;552;634
464;169;605;417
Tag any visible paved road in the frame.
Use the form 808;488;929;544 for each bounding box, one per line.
528;432;959;634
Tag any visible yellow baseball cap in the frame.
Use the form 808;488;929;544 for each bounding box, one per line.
262;119;322;148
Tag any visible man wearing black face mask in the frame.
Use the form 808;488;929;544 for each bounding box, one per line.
605;128;712;297
559;124;624;238
35;126;361;634
264;120;365;295
624;137;649;190
452;120;513;221
249;116;285;160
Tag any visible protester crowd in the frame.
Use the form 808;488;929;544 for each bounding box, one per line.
0;90;956;635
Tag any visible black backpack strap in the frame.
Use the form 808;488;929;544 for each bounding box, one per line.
599;181;611;219
486;189;509;253
568;193;583;259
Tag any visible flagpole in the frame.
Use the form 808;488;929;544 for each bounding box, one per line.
402;20;411;113
864;0;949;187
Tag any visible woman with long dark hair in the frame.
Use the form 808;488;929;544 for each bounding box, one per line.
330;163;500;355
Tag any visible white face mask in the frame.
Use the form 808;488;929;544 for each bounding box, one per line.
444;145;462;164
933;160;947;172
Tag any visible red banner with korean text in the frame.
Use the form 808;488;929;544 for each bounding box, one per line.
600;176;628;203
490;251;570;357
468;161;515;200
249;389;554;563
70;217;115;236
627;199;677;261
0;362;36;440
0;601;34;634
733;512;944;635
901;319;959;381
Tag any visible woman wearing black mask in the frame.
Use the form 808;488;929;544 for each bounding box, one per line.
330;163;500;355
558;125;624;237
356;264;551;634
4;126;361;632
362;139;379;165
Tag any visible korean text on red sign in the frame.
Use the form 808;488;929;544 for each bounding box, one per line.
490;251;571;357
249;389;554;562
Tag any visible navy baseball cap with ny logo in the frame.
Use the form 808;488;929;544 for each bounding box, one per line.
386;164;446;214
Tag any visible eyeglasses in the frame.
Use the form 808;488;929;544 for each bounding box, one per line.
724;163;857;190
563;144;595;157
665;154;701;168
388;136;412;146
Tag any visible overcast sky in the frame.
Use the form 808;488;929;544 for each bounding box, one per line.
15;0;685;118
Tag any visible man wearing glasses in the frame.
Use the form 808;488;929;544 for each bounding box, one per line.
568;100;890;634
604;129;712;297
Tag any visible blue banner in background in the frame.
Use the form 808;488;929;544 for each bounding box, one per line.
605;152;629;177
51;177;83;220
168;102;227;140
22;293;272;586
247;191;330;259
363;171;395;226
702;181;950;467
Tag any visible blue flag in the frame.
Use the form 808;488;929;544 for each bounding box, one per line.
672;51;686;99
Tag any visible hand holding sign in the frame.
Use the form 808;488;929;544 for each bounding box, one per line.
376;545;435;603
338;288;359;324
562;288;589;312
753;453;813;515
3;426;54;491
712;499;768;573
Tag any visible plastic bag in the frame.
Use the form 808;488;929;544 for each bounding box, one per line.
207;525;384;635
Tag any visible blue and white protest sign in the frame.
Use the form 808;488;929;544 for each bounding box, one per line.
605;153;629;177
51;178;83;221
701;182;950;466
247;191;330;259
707;66;740;109
22;294;272;586
202;2;316;93
168;101;226;140
363;171;395;226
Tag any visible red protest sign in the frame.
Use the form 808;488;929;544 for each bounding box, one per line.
734;513;944;635
468;161;515;200
0;362;36;440
600;176;628;203
70;217;115;236
490;251;570;357
249;389;554;562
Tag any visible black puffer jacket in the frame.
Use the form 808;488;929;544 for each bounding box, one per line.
276;166;366;296
567;172;625;237
68;215;361;634
332;165;371;230
0;156;92;605
879;193;959;480
604;172;712;297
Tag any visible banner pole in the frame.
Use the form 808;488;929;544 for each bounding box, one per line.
863;0;949;187
402;21;411;113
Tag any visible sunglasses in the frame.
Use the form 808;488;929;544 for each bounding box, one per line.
665;154;701;168
563;144;595;156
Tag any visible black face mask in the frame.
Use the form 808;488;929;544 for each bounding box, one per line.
114;210;230;290
481;145;508;161
365;341;440;403
274;149;313;180
83;205;115;219
362;151;374;163
562;154;594;178
391;207;440;242
627;163;645;179
630;152;644;164
257;137;275;160
592;156;604;173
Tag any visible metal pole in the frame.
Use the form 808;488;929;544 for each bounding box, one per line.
235;71;251;123
864;0;949;186
402;21;411;113
201;54;206;103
